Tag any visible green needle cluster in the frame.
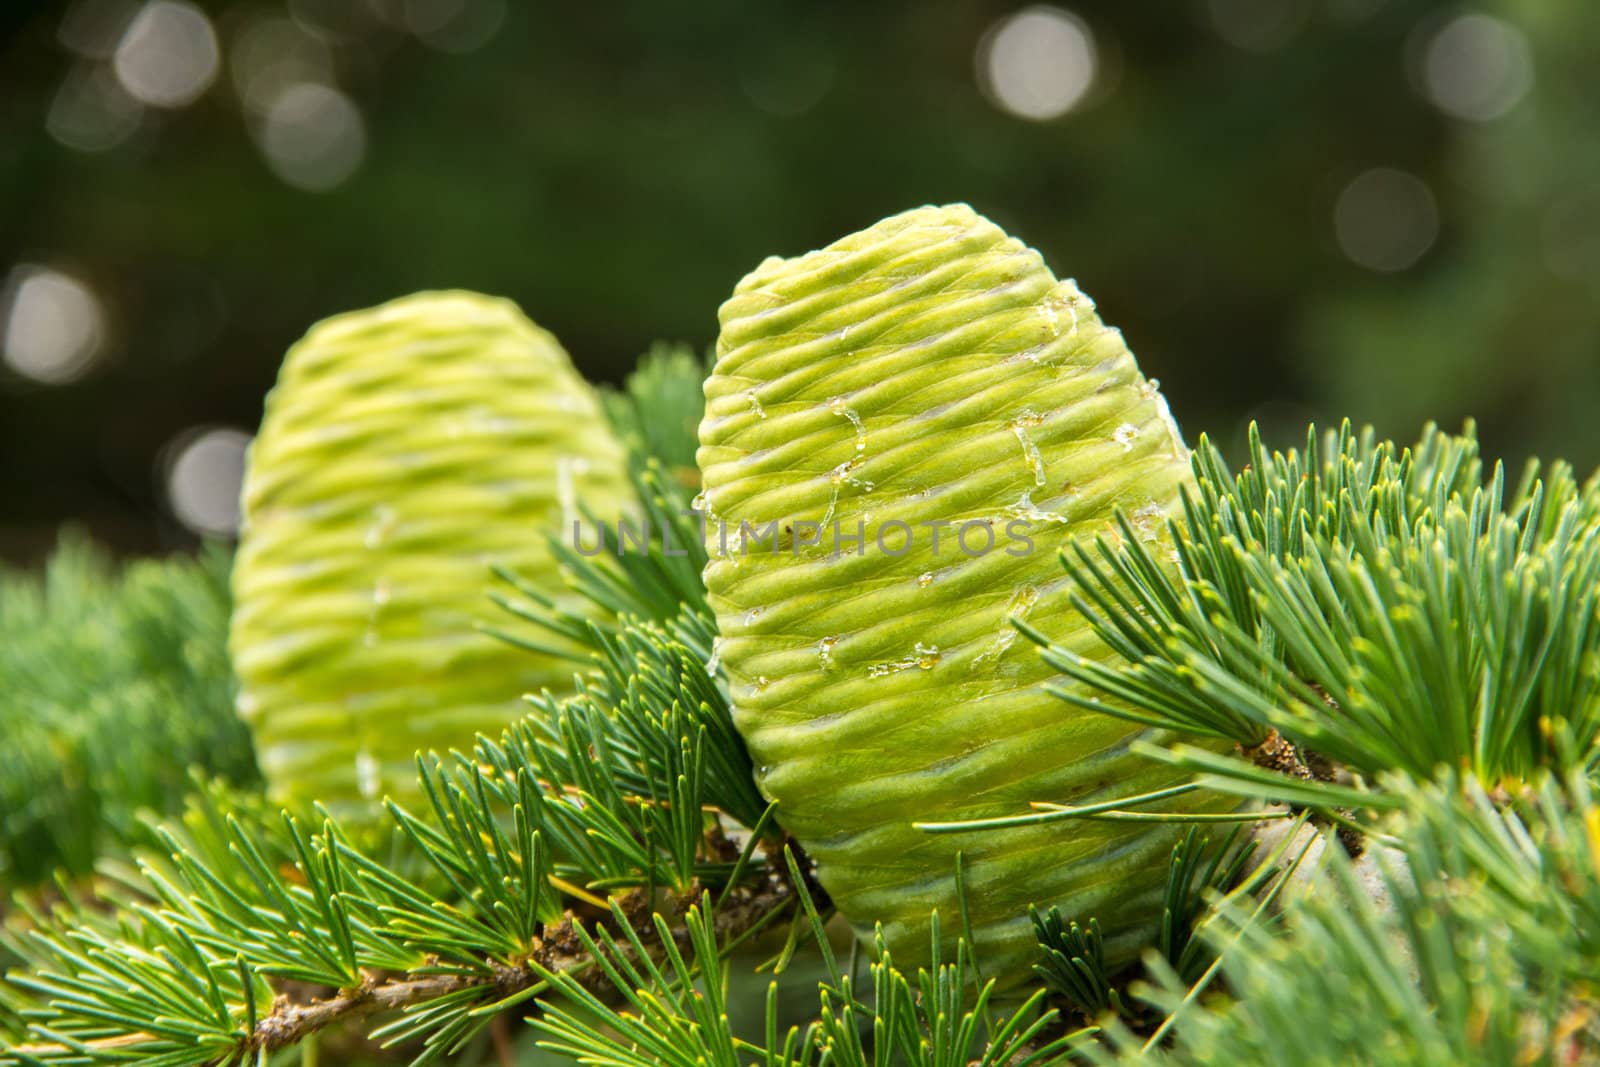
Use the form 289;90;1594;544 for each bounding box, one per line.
4;208;1598;1066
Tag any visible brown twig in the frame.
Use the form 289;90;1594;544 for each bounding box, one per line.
243;871;792;1058
9;869;794;1062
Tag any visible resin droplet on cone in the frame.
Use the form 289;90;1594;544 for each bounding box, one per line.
698;204;1229;987
231;291;632;814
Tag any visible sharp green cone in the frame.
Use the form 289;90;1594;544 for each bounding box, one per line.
698;205;1230;987
231;291;632;814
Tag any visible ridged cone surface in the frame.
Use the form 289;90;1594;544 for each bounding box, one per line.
699;205;1230;987
232;291;631;814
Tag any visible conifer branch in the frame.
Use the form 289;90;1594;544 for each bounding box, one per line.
6;872;795;1063
8;398;1600;1067
243;869;792;1058
1078;774;1600;1065
0;537;254;892
1021;421;1600;818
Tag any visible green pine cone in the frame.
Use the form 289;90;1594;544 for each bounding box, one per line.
232;291;632;814
699;205;1230;987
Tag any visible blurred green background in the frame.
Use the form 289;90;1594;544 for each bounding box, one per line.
2;0;1597;564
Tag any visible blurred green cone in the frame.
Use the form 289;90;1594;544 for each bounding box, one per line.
699;204;1230;987
231;290;631;815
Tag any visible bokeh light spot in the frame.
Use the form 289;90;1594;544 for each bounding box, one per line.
1333;167;1440;273
1326;0;1389;23
230;16;333;116
58;0;139;59
1419;13;1533;122
164;427;251;537
1207;0;1311;53
47;63;144;152
112;0;219;109
977;6;1097;121
404;0;506;53
1;266;106;385
743;49;835;117
257;83;367;192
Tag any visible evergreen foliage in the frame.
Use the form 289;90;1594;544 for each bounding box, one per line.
1081;775;1600;1066
0;537;255;892
3;400;1598;1064
599;343;709;480
0;574;790;1063
1023;422;1600;819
